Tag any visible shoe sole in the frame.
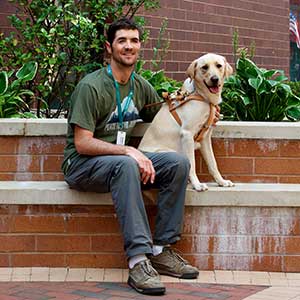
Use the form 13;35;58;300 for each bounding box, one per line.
127;277;166;295
154;269;199;279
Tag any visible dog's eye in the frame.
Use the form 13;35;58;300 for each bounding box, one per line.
216;64;223;68
202;65;209;71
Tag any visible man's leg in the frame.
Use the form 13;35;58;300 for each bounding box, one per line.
144;152;189;245
64;155;153;257
144;152;199;279
65;154;165;295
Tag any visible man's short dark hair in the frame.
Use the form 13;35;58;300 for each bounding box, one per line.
106;17;143;45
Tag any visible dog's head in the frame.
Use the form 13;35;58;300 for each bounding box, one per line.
186;53;233;104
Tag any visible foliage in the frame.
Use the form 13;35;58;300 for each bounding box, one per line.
288;81;300;98
150;18;170;71
139;68;181;97
221;57;300;121
0;61;38;118
232;28;256;66
0;0;160;118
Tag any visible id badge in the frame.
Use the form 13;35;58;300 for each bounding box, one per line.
116;131;126;145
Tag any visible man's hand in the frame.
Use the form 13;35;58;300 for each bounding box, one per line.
125;146;155;184
213;105;223;126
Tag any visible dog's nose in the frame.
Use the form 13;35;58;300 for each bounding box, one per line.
211;76;219;85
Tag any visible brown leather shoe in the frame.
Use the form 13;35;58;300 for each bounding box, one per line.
150;246;199;279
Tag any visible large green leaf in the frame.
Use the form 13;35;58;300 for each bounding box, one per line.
286;106;300;121
0;71;8;95
15;61;38;82
248;76;263;91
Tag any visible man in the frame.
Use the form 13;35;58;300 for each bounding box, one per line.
62;17;199;295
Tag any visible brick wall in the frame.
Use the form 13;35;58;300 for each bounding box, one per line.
0;204;299;272
0;136;65;181
1;135;299;183
0;0;290;81
141;0;290;80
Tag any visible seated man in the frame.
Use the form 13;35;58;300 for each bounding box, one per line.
62;17;199;295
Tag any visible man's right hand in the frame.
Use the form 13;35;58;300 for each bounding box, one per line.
74;126;155;185
125;146;155;185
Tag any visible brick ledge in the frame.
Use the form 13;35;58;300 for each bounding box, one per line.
1;119;300;139
0;181;299;207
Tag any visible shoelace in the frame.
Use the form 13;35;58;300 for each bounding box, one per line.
165;248;189;265
141;260;158;276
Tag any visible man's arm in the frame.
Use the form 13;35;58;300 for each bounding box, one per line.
74;125;155;184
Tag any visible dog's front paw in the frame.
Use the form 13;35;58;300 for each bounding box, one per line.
192;182;208;192
218;179;234;187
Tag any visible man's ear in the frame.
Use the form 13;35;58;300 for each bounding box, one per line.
186;60;198;80
105;41;112;55
224;59;233;78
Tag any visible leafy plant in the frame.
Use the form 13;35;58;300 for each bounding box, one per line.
0;61;38;118
221;57;300;121
0;0;160;118
137;65;181;97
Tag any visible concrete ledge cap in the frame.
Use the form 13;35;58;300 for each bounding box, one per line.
1;119;299;139
0;181;299;207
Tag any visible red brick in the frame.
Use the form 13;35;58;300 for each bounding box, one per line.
66;216;120;233
12;216;65;233
255;158;300;175
42;155;64;172
16;137;65;155
0;216;11;232
202;157;254;174
280;141;300;157
12;254;65;267
0;255;9;267
227;139;280;157
91;235;123;252
0;174;15;181
223;175;278;183
0;236;35;252
37;236;90;252
279;176;300;184
285;237;300;254
0;156;17;172
284;256;300;272
0;137;18;154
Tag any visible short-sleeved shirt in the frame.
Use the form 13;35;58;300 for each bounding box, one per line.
62;67;161;174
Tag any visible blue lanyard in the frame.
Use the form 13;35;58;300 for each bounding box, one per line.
107;65;134;129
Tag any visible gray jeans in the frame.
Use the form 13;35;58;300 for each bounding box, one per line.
64;151;190;258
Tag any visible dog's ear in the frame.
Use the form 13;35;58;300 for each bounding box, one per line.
224;59;233;78
186;60;198;79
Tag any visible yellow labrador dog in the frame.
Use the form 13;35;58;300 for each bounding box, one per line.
138;53;234;191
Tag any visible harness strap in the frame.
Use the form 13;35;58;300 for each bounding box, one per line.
144;91;216;143
163;92;216;143
194;103;216;143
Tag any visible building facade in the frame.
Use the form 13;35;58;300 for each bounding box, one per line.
0;0;291;81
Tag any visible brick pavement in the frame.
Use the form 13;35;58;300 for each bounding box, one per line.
0;282;267;300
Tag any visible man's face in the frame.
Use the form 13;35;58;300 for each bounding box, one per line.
106;29;141;67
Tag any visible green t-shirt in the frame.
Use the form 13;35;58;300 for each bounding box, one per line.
62;67;161;174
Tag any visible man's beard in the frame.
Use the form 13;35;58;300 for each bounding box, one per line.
112;50;137;67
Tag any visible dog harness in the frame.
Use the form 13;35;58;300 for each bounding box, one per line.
144;90;217;142
162;91;216;142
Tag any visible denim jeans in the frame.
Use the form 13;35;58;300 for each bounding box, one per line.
64;151;190;258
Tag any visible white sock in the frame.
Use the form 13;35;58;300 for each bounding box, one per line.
128;254;147;269
152;245;165;256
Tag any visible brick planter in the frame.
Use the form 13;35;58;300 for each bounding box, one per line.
0;119;300;271
0;119;299;183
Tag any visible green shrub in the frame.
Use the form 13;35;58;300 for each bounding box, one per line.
221;57;300;121
0;61;38;118
0;0;159;118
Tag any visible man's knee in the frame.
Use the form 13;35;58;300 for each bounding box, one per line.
114;156;140;178
167;152;190;173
